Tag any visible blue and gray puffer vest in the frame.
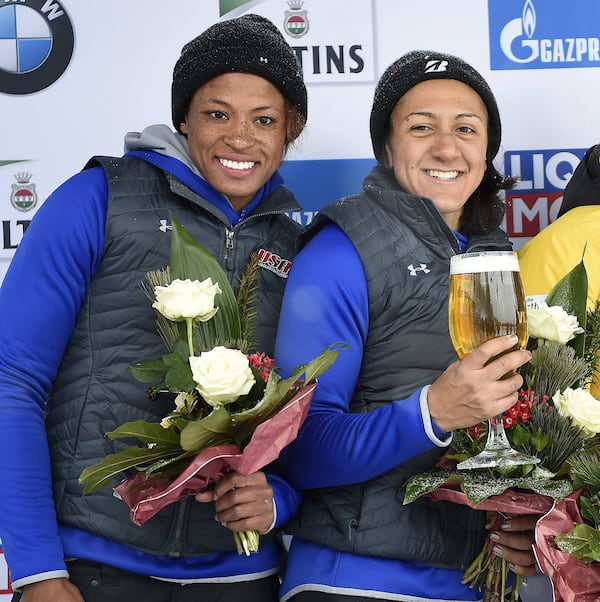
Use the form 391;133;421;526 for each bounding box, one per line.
286;166;512;570
45;156;301;557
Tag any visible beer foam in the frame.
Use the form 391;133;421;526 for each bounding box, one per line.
450;252;520;274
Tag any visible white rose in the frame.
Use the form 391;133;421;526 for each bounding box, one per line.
553;387;600;436
527;302;584;344
152;278;221;322
189;346;255;407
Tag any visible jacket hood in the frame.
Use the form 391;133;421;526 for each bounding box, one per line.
558;144;600;217
123;124;202;178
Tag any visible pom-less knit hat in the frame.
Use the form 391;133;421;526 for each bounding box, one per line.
558;143;600;217
369;50;501;166
172;14;307;133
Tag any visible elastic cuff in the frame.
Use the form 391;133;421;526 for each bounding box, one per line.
264;499;277;534
420;385;452;447
10;570;70;592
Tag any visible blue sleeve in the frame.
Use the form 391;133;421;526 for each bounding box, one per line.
266;474;302;527
0;167;107;583
275;224;447;490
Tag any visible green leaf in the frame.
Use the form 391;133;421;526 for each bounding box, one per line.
144;449;197;478
162;353;187;368
530;427;549;453
179;406;234;451
79;445;180;494
508;423;531;447
127;360;167;383
164;364;195;393
555;523;600;563
546;260;588;357
106;420;181;446
403;471;459;504
302;342;348;384
169;216;241;347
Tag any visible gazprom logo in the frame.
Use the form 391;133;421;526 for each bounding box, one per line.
489;0;600;70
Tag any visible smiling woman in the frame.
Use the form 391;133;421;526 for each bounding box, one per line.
0;12;309;602
274;50;535;602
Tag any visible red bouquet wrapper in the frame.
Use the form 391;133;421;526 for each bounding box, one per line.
428;486;600;601
114;382;316;525
533;489;600;602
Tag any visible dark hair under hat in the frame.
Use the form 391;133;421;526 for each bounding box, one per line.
369;50;501;166
171;14;307;133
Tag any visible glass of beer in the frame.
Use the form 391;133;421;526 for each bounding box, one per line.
448;250;539;470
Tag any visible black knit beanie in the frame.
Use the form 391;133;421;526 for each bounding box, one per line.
172;14;307;133
370;50;501;166
558;144;600;217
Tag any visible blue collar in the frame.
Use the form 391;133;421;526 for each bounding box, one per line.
453;230;469;252
125;150;284;225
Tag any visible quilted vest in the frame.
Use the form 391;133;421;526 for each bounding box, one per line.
286;166;512;569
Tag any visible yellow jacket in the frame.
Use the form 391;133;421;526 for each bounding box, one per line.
518;205;600;308
518;205;600;396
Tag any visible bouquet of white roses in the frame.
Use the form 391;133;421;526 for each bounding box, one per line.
79;217;344;556
404;259;600;601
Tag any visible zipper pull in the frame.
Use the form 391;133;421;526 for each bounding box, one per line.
224;228;235;271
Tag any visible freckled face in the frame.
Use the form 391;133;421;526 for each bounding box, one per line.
384;79;489;230
180;72;288;211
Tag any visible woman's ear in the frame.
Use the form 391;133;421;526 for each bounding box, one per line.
383;140;392;169
180;121;188;134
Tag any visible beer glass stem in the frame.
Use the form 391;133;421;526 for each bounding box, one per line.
456;414;540;470
485;414;513;452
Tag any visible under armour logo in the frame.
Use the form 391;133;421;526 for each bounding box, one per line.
259;56;268;63
159;219;172;232
424;59;448;74
407;263;430;276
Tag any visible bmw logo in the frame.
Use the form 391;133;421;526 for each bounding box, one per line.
0;0;74;95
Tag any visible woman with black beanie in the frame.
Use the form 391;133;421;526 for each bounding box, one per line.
274;50;537;602
0;13;307;602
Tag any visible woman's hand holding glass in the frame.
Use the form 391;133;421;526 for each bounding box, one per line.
427;334;530;433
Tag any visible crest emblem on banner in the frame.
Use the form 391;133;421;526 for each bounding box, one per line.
284;0;309;38
11;173;38;212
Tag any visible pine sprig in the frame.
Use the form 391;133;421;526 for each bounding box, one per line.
142;267;180;351
517;406;587;473
236;252;260;351
585;301;600;388
568;445;600;495
526;340;590;395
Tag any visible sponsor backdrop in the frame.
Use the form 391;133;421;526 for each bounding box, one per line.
0;0;599;593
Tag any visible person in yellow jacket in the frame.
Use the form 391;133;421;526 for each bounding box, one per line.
518;143;600;396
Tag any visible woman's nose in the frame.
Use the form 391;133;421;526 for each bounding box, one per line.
430;131;460;160
224;119;253;148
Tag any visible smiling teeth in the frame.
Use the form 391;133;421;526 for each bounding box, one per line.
427;170;459;180
220;158;255;170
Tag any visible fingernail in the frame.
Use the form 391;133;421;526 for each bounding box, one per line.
508;334;518;342
501;522;512;530
489;532;500;541
493;545;503;557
